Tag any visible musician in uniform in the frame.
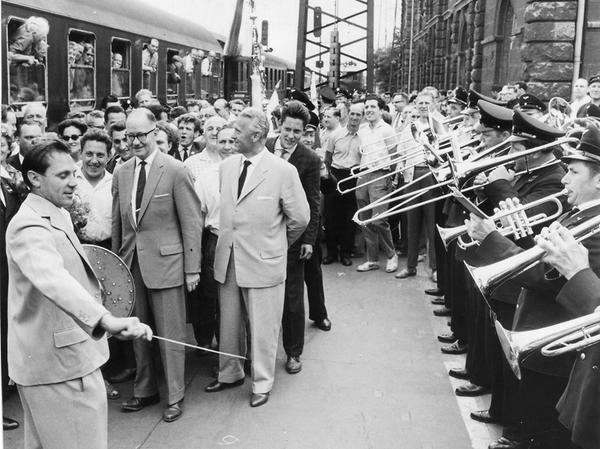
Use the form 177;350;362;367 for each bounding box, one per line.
465;119;597;449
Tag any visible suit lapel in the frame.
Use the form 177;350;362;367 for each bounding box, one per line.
138;152;165;222
120;161;136;230
237;152;269;203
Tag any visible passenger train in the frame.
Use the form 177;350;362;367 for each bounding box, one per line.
2;0;294;127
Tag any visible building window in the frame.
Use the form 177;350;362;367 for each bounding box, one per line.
111;38;130;98
6;16;48;109
495;0;516;86
68;29;96;110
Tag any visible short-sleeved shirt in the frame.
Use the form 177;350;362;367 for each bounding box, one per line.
357;119;396;170
142;49;158;71
326;127;361;169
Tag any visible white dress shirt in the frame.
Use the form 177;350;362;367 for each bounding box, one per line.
194;161;221;233
75;170;113;242
131;149;158;224
240;147;267;182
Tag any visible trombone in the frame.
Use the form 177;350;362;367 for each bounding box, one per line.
465;213;600;298
436;190;566;249
495;311;600;380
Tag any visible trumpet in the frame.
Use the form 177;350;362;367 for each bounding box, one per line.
495;311;600;380
466;213;600;298
436;190;566;250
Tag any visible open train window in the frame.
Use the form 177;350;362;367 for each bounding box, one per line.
68;29;96;110
166;49;182;105
111;38;130;99
6;16;48;112
141;39;158;95
183;50;196;100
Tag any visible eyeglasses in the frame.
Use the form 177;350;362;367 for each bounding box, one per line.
125;128;156;143
62;134;81;141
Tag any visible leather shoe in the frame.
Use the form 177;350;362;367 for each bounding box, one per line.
121;394;160;412
340;257;352;266
285;356;302;374
431;297;445;305
470;409;498;424
314;318;332;331
204;378;244;393
163;401;183;422
425;287;444;296
455;382;490;397
3;417;19;431
104;379;120;400
322;255;337;265
395;268;416;279
108;367;136;384
488;437;523;449
437;332;457;343
441;340;467;354
250;392;269;407
448;367;470;380
433;306;452;317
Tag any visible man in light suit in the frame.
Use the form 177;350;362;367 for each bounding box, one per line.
204;107;309;407
112;108;202;422
6;140;151;449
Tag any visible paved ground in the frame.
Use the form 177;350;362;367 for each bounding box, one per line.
4;254;501;449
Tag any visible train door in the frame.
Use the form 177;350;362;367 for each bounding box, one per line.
166;48;182;106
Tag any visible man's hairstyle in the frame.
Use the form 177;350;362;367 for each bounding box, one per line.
324;107;341;119
214;98;229;109
132;107;157;124
81;129;112;155
178;113;201;133
281;101;310;127
217;123;235;137
100;93;119;110
156;121;179;149
66;110;86;120
230;99;245;107
22;102;46;118
104;105;125;121
146;102;165;121
85;110;105;125
239;107;269;140
393;92;409;102
363;94;386;110
108;120;126;137
25;16;49;35
17;120;42;135
135;89;153;101
21;139;70;188
169;106;187;121
57;119;87;136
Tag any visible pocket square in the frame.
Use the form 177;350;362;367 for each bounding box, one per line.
153;193;170;198
257;196;274;200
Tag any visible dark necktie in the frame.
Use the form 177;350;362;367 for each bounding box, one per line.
136;160;146;219
237;160;251;198
182;146;189;161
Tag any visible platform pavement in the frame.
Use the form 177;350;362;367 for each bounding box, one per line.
4;254;500;449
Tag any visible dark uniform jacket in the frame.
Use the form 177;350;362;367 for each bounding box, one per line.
472;203;600;376
266;137;321;248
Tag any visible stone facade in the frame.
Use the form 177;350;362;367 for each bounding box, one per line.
397;0;599;100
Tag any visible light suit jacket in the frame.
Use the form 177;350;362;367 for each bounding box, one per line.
6;194;109;386
214;149;310;288
111;150;203;289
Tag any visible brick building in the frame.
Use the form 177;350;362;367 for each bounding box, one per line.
397;0;600;100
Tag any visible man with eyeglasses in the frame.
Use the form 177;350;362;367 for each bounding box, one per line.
7;121;43;171
112;108;202;423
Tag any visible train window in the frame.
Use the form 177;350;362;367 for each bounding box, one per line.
183;50;197;100
6;16;48;111
68;29;96;110
166;49;182;105
111;38;130;98
141;38;159;95
286;70;294;89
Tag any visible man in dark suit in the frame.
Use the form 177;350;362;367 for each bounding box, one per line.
465;119;596;449
112;108;203;422
266;100;321;374
170;113;203;161
7;121;43;172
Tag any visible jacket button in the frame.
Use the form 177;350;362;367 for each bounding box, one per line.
580;353;586;360
593;365;598;371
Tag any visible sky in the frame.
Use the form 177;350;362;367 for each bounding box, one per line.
149;0;399;70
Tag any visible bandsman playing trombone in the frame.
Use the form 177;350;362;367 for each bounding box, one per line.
464;124;600;449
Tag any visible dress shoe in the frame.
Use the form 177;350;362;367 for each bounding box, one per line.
107;367;136;384
425;287;444;296
104;379;121;400
433;306;452;317
285;356;302;374
488;437;523;449
441;340;468;354
455;382;490;397
121;394;160;412
448;367;470;380
340;257;352;266
163;401;183;422
385;254;398;273
314;318;332;331
437;332;457;343
3;417;19;431
395;268;417;279
430;297;445;305
250;392;269;407
470;409;498;424
356;261;379;272
204;378;244;393
322;255;337;265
